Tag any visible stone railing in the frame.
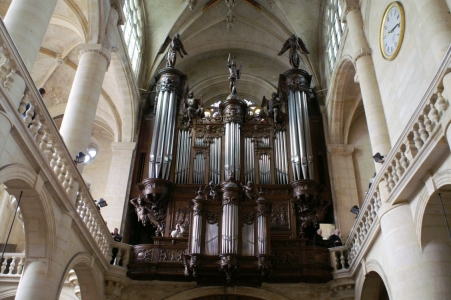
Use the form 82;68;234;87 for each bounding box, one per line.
0;18;113;260
0;253;25;275
329;246;350;273
110;242;132;268
345;47;451;271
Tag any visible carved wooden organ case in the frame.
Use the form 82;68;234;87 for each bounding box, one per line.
126;67;333;286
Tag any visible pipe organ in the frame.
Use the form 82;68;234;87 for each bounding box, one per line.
128;37;333;285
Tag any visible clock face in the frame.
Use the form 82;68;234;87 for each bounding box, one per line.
380;2;405;60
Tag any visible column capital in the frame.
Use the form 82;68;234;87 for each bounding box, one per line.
327;144;355;155
79;44;111;67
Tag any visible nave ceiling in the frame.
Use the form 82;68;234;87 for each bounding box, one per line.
0;0;324;138
144;0;322;106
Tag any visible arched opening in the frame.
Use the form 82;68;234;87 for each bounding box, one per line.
361;271;389;300
418;189;451;297
327;58;374;235
58;254;103;300
348;101;374;206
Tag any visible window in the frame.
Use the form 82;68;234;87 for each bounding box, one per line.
325;0;345;72
121;0;143;75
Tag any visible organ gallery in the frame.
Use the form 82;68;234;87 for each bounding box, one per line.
125;34;334;285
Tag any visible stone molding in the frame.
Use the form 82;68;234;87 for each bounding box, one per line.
354;47;372;63
327;144;355;155
110;142;137;152
342;0;360;23
79;45;111;67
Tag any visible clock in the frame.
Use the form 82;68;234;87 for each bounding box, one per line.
380;2;405;60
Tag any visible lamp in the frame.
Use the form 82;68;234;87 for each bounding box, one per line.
97;198;108;209
372;152;385;163
74;152;86;164
350;205;360;218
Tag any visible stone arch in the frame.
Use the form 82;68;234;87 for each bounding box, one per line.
356;268;390;300
165;286;290;300
327;56;360;145
412;174;451;298
110;49;139;143
57;252;104;300
0;164;55;260
416;170;451;249
0;288;17;299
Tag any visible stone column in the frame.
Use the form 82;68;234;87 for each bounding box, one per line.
380;203;451;299
59;45;110;172
327;144;360;238
344;1;391;158
15;261;53;300
103;142;136;232
0;112;13;158
3;0;58;71
414;0;451;62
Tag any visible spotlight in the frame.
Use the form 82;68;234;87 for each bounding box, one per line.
372;152;385;163
350;205;360;218
74;152;86;164
97;198;108;208
96;198;108;210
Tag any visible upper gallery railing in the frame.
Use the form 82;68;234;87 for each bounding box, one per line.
344;47;451;273
0;17;113;261
0;252;25;276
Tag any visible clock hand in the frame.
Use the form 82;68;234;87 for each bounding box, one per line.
388;23;400;34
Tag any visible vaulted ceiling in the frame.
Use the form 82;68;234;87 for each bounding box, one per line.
142;0;323;106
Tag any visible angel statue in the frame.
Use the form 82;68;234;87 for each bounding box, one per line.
184;92;204;122
262;92;282;123
204;181;219;201
278;34;310;69
157;33;188;68
228;53;243;94
241;181;259;201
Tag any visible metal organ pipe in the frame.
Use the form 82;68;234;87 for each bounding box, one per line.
302;92;314;180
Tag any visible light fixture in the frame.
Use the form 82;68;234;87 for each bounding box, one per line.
350;205;360;218
372;152;385;163
74;152;86;164
96;198;108;210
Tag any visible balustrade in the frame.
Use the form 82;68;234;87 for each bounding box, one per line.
344;48;451;272
0;253;25;275
0;17;113;261
110;241;131;269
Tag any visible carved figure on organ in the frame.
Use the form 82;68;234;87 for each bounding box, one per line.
228;53;243;94
241;181;258;201
157;33;188;68
262;92;283;123
204;181;219;201
130;195;151;226
278;34;310;69
184;92;204;122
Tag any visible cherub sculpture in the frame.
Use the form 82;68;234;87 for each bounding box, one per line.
241;181;259;201
157;33;188;68
204;181;219;201
278;34;310;69
262;92;283;123
184;92;204;122
228;53;243;94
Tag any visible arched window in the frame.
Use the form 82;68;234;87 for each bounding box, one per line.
325;0;345;72
122;0;143;75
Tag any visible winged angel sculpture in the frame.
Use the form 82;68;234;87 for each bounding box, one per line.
158;33;188;68
278;34;310;69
